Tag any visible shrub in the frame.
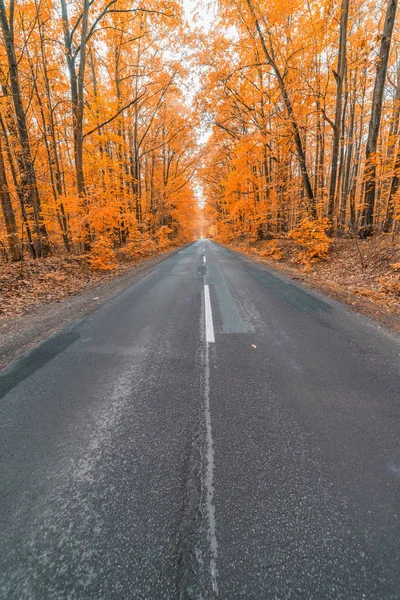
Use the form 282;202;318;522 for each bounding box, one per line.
156;226;173;251
140;233;157;255
258;240;283;261
116;239;142;263
288;217;331;268
88;237;117;271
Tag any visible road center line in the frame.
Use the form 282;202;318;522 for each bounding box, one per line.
204;285;215;344
202;282;218;595
204;339;219;596
203;255;206;263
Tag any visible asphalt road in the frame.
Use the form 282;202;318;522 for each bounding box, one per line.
1;240;399;599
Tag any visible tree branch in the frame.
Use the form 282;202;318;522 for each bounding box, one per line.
83;93;145;138
74;6;173;57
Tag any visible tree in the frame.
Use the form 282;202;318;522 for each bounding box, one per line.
328;0;350;227
244;0;317;217
0;0;50;256
0;134;21;260
360;0;398;237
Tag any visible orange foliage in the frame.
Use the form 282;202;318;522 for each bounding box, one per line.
198;0;400;251
88;238;118;272
288;218;332;268
0;0;199;263
1;0;400;268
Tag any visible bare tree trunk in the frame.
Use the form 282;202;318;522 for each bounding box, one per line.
36;5;71;250
0;135;21;260
89;51;106;190
318;113;326;198
360;0;398;237
132;45;142;226
337;86;349;230
385;145;400;231
328;0;349;226
26;47;71;252
75;0;89;199
384;53;400;231
341;69;357;228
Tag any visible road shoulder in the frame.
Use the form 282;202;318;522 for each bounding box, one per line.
225;244;400;334
0;246;186;370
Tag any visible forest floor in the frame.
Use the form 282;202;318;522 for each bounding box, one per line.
0;245;182;369
231;234;400;333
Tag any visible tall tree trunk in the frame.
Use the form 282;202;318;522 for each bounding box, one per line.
383;54;400;231
328;0;349;226
341;69;357;228
0;90;37;258
75;0;89;199
132;50;142;226
337;87;349;230
359;0;398;237
385;145;400;231
0;135;22;260
36;5;71;250
61;0;90;247
0;0;50;256
245;0;316;217
89;51;106;189
27;48;71;251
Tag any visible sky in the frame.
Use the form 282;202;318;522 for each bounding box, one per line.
183;0;216;31
181;0;217;210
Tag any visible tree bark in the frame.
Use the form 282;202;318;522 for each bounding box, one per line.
328;0;349;226
245;0;316;218
341;69;357;228
360;0;398;237
36;5;71;250
383;55;400;231
75;0;89;199
0;0;50;256
27;45;71;251
385;145;400;231
61;0;90;247
0;135;22;260
0;112;36;256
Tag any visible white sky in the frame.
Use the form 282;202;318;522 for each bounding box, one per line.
182;0;216;31
181;0;217;209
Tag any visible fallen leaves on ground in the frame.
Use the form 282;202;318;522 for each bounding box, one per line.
0;251;160;319
234;235;400;331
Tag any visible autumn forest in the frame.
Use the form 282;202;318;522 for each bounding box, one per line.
0;0;399;272
1;3;400;593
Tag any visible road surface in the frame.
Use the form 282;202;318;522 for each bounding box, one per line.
1;240;399;599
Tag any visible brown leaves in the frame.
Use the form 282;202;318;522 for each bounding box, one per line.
0;257;96;318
